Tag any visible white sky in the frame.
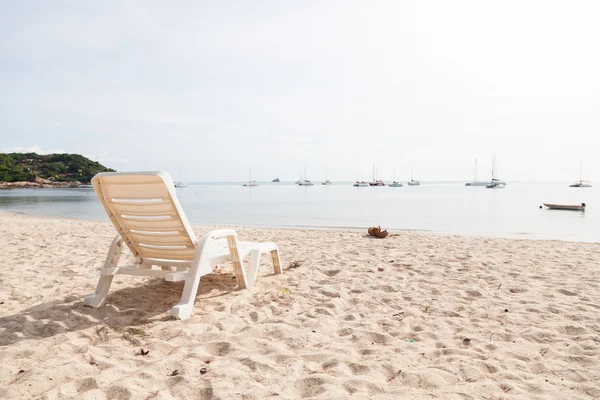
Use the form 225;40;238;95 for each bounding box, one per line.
1;1;599;182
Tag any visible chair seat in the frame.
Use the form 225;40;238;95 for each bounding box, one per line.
206;240;277;261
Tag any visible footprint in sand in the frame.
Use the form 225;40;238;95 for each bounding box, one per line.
296;376;328;398
509;288;528;294
249;311;259;323
204;341;234;356
347;363;370;375
557;289;578;296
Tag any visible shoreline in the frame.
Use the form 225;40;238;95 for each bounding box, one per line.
0;180;90;189
0;210;596;245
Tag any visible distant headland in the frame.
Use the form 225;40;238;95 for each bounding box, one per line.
0;152;114;189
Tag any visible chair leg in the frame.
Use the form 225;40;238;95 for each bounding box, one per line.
246;249;261;289
271;249;282;275
227;235;249;290
170;255;213;320
84;235;123;308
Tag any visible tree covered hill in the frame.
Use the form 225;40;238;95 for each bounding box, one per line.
0;153;115;183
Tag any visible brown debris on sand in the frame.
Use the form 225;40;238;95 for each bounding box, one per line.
367;226;389;238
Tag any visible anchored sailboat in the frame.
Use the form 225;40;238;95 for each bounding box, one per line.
174;168;187;188
353;171;369;187
485;155;506;189
369;164;386;186
407;165;420;186
321;168;332;185
570;159;592;187
298;165;314;186
388;168;403;187
465;158;489;186
243;168;258;187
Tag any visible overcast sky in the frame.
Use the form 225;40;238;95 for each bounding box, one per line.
1;1;598;182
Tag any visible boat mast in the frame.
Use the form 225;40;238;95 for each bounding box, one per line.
373;164;375;182
580;159;583;181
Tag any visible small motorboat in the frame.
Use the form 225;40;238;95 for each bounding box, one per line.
543;203;586;211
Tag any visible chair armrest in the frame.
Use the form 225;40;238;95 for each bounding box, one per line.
193;229;237;247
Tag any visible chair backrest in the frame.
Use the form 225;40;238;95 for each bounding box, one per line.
92;171;197;262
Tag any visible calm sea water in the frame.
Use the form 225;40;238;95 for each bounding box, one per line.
0;182;598;242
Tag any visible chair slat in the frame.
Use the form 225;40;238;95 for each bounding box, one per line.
131;233;192;246
112;202;175;214
139;248;195;261
119;218;186;231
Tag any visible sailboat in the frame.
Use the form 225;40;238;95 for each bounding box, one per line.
388;169;403;187
298;165;314;186
243;168;258;187
570;159;592;187
295;168;302;185
353;172;370;187
407;165;420;186
174;168;187;188
369;164;386;186
485;155;506;189
321;168;332;185
465;158;489;186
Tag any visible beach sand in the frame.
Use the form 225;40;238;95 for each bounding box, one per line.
1;212;599;399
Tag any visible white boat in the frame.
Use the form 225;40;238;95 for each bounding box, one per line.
353;172;369;187
174;168;187;187
298;166;313;186
570;160;592;187
407;165;420;186
243;168;258;187
485;155;506;189
388;169;403;187
321;168;332;185
465;158;490;186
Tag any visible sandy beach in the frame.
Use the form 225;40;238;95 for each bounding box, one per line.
0;212;599;399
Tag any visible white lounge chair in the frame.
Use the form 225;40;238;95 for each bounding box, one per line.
84;171;282;320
